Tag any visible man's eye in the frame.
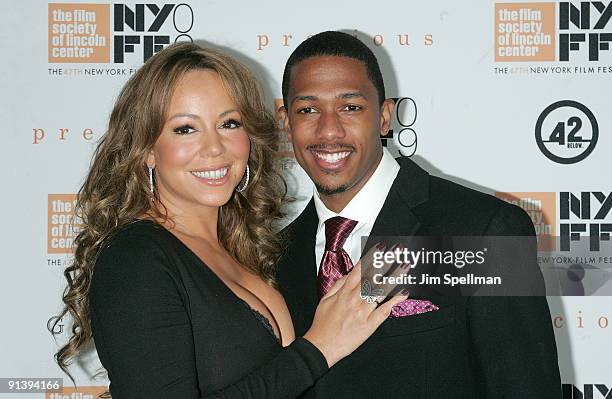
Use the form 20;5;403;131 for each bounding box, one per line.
344;104;362;112
220;119;242;129
298;107;317;114
173;124;196;135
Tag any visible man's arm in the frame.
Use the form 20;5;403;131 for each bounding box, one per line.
468;204;562;398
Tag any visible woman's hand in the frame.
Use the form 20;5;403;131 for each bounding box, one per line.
303;244;410;367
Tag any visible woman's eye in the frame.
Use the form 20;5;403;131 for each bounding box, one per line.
344;104;362;112
173;124;196;135
298;107;317;114
220;119;242;129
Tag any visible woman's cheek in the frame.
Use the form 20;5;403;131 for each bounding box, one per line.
159;140;199;167
231;132;251;159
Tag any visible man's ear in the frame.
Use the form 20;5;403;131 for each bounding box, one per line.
279;105;292;141
379;98;395;136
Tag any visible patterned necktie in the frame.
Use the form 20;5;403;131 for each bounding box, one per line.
317;216;358;298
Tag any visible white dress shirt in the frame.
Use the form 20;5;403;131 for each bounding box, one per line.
313;148;400;272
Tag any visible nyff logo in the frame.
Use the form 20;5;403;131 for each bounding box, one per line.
563;383;612;398
560;191;612;251
113;3;194;63
560;1;612;61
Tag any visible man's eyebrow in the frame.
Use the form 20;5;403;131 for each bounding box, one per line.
290;95;318;105
290;92;367;106
338;92;367;100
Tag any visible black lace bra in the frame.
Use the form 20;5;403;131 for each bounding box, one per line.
239;299;280;343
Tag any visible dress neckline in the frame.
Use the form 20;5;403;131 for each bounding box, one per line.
238;299;280;342
131;219;281;345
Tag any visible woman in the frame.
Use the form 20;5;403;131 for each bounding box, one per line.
50;42;407;398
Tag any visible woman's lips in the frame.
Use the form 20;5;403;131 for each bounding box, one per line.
190;165;231;186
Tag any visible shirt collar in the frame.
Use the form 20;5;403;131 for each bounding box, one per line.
313;147;400;228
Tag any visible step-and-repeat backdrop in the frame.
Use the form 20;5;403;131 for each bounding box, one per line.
1;0;610;397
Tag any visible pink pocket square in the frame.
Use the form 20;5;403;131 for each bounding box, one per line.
390;299;439;318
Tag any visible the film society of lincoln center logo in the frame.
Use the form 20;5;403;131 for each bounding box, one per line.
495;1;612;62
48;3;194;64
45;386;107;398
48;194;84;254
535;100;599;164
496;192;557;250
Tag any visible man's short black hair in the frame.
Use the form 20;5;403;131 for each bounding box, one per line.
282;31;386;109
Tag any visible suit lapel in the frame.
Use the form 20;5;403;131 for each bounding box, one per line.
285;199;319;336
365;157;429;252
363;157;456;300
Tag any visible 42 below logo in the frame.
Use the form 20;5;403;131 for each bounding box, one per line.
535;100;599;164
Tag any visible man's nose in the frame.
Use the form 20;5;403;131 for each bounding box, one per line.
317;111;346;141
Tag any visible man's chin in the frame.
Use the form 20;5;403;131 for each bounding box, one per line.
314;181;351;196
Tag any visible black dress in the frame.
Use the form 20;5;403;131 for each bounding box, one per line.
89;219;328;398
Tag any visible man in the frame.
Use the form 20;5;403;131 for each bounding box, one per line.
277;31;562;398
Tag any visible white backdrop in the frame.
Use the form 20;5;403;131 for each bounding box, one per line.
1;1;610;397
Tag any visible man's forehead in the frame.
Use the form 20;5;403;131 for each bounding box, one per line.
289;56;374;95
291;55;368;77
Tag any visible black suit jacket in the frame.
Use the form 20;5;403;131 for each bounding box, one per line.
277;157;562;398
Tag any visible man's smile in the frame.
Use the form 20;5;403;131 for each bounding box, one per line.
309;148;354;171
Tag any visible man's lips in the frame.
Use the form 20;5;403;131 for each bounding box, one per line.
309;149;353;170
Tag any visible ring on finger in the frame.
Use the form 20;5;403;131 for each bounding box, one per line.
359;280;383;305
359;294;379;304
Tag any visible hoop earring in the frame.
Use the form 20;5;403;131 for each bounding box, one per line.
235;164;250;193
148;166;154;194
